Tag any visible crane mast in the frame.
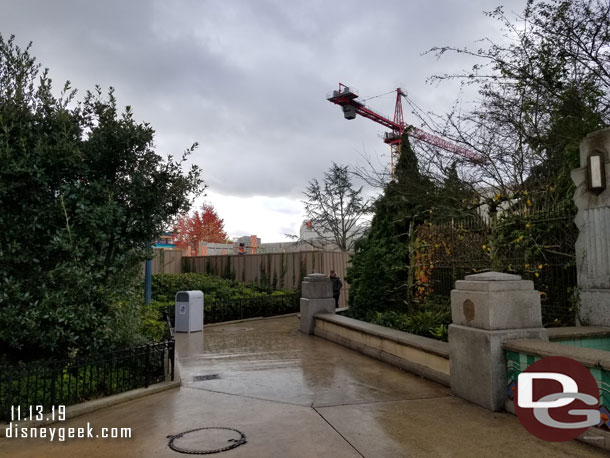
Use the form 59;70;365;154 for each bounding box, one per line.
327;83;482;172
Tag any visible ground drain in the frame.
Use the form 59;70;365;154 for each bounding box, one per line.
193;374;221;381
167;426;247;454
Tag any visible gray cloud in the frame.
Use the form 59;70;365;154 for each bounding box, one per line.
1;0;525;202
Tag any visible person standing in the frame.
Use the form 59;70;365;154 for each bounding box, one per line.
330;270;343;308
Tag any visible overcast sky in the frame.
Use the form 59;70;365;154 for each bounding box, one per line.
1;0;526;242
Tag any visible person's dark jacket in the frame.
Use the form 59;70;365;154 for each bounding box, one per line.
331;277;343;296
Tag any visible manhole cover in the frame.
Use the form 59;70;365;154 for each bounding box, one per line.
167;427;247;454
193;374;221;382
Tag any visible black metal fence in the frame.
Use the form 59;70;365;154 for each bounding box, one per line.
0;339;175;422
423;261;576;326
206;293;301;323
414;205;578;326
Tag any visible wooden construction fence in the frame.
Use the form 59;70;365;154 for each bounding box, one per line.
151;248;183;275
182;251;352;308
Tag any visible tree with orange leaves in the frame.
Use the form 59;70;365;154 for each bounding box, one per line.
172;203;228;253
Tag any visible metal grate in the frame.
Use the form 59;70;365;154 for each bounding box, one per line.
193;374;221;382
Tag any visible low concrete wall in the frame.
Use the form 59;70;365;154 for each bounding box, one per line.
313;313;450;386
548;326;610;341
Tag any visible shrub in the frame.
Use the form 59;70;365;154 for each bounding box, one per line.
0;341;170;421
150;273;299;325
152;273;275;303
358;309;451;342
139;301;171;342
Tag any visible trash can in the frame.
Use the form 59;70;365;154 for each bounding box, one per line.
175;290;204;333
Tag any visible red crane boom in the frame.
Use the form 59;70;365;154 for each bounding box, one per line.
327;83;482;171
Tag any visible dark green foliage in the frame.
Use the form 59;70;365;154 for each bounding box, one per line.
0;35;202;362
434;162;478;220
150;273;299;324
361;309;451;342
139;303;171;342
346;134;435;316
153;273;279;302
0;340;171;422
346;129;476;321
527;83;604;205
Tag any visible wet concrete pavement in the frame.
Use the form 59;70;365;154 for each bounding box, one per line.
0;315;606;457
180;316;449;408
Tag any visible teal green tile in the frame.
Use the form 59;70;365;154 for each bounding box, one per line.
590;367;602;382
507;351;520;363
526;355;536;366
601;391;610;408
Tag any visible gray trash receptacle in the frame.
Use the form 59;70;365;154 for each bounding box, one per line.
175;290;204;333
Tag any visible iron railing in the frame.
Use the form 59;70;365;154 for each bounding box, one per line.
413;205;578;326
163;306;176;382
422;260;577;326
0;339;175;422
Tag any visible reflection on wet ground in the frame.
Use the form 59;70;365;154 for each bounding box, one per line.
0;315;606;457
178;316;449;407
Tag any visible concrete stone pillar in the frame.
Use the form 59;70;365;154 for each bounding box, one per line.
571;127;610;326
299;273;335;334
449;272;547;411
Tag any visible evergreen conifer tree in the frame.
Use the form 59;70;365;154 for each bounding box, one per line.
346;132;434;316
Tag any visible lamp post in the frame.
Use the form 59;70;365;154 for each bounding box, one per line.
145;258;152;305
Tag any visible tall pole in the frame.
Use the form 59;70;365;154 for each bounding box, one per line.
145;258;152;305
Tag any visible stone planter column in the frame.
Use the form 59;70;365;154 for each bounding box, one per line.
571;127;610;326
299;273;335;334
449;272;547;411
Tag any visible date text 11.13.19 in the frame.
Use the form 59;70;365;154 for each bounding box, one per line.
11;405;66;422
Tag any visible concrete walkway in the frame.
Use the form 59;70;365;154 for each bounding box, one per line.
0;315;606;457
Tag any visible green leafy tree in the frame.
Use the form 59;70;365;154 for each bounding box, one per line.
0;35;203;362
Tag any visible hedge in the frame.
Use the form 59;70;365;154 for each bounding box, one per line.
150;273;300;325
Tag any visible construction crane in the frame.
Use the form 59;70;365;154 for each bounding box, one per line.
327;83;482;172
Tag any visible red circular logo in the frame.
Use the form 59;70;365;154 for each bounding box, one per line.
514;356;600;441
